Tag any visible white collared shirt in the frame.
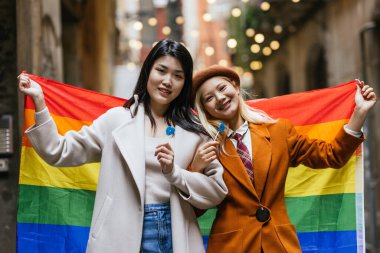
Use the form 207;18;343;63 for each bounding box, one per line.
227;121;253;158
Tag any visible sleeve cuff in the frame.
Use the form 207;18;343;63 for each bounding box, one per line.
34;107;51;126
343;124;362;138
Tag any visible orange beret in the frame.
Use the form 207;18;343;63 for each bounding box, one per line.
192;65;240;95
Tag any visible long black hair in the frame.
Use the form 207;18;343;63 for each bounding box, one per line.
124;39;206;135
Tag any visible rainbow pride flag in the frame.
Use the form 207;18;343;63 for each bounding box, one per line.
17;76;364;252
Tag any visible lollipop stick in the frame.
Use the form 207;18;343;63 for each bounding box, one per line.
213;132;220;141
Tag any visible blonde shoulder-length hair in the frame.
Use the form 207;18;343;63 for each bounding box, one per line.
194;77;277;142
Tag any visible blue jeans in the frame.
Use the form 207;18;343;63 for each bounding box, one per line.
140;202;173;253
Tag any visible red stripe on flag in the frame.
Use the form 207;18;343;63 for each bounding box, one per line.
247;81;357;126
25;75;126;121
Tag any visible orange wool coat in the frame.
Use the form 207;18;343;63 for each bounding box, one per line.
205;119;363;253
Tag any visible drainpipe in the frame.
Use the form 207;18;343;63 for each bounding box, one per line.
359;21;379;253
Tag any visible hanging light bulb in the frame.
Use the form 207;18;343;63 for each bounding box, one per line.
218;59;228;66
250;61;263;71
227;38;237;48
231;8;241;17
260;2;270;11
203;13;212;22
191;30;199;37
205;46;215;56
262;47;272;56
175;16;184;25
274;25;283;34
270;41;280;50
148;17;157;26
245;28;255;37
133;21;143;31
250;44;260;54
219;30;228;38
162;26;171;35
254;33;265;43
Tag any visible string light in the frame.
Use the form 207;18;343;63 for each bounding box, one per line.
245;28;255;37
122;1;292;72
129;39;142;50
133;21;143;31
254;33;265;43
203;13;212;22
126;62;136;70
234;66;244;75
250;61;263;71
227;38;238;48
274;25;283;34
270;41;280;50
260;2;271;11
148;17;157;26
205;46;215;56
162;26;171;35
175;16;184;25
191;30;199;37
250;44;260;53
262;47;272;56
219;30;228;38
218;59;229;66
231;8;242;17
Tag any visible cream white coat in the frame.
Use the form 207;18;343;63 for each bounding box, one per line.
25;104;227;253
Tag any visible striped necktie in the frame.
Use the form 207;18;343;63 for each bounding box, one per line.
233;133;254;184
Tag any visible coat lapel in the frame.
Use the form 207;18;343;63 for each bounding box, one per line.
112;105;146;204
219;139;259;201
249;123;272;200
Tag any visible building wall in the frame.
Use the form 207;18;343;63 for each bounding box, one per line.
0;1;18;252
80;0;116;93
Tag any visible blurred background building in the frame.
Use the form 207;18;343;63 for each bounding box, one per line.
0;0;379;252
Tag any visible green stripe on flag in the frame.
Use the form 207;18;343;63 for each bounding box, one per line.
286;193;356;232
198;193;356;236
197;208;217;235
17;184;95;227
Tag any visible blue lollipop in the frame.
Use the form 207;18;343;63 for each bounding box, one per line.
213;122;225;140
166;125;175;136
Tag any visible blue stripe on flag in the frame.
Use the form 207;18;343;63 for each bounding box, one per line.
17;223;90;253
298;230;358;253
202;230;357;252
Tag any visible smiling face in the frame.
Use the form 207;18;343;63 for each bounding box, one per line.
147;56;185;113
198;76;241;126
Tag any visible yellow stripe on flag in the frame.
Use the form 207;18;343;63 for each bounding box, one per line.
19;146;99;191
285;155;357;197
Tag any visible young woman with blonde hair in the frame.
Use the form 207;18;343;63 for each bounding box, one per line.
191;65;376;253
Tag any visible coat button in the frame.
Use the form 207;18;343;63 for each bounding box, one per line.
256;206;270;222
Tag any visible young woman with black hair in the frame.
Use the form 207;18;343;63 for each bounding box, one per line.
18;39;227;253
